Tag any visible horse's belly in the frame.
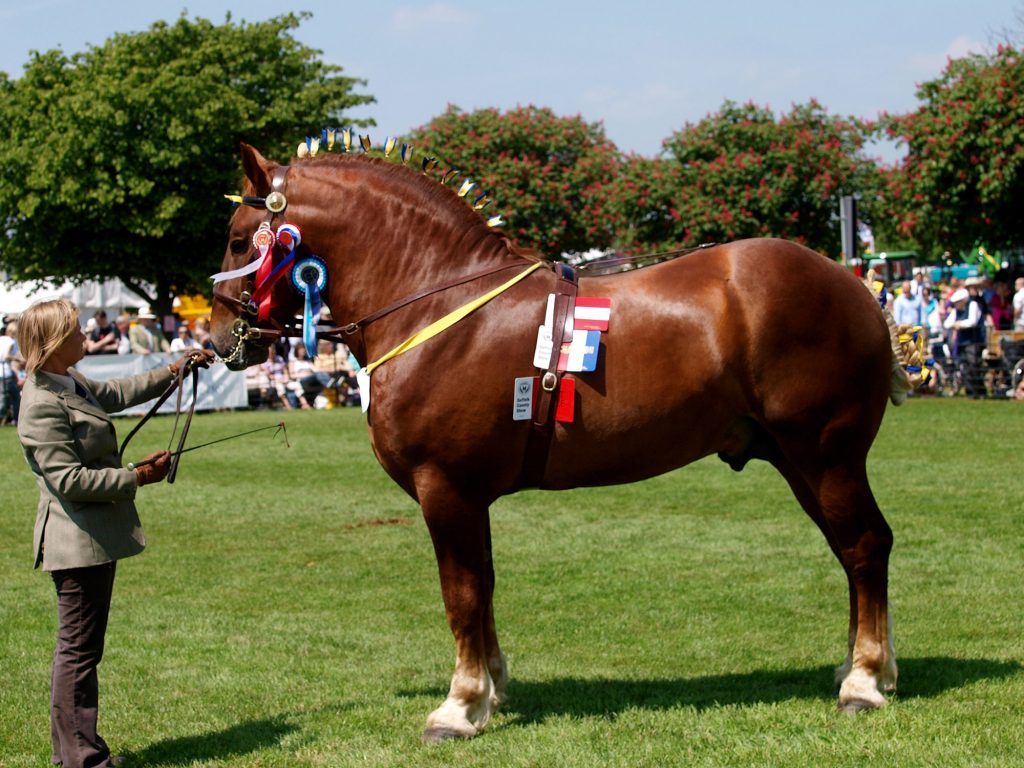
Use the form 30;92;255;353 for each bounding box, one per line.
539;392;732;489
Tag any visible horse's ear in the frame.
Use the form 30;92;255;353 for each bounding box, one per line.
240;143;276;196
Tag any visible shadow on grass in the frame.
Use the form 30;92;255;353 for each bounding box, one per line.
403;656;1021;725
125;716;298;765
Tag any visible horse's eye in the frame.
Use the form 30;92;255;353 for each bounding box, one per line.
230;238;249;255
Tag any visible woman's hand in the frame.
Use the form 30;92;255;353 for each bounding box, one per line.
135;450;171;485
169;349;216;376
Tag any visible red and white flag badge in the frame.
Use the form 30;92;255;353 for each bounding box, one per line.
574;297;611;331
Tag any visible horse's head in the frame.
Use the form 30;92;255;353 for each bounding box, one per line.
211;138;528;371
210;144;310;369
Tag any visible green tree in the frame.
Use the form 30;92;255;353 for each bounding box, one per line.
0;13;373;316
604;154;682;254
649;100;878;256
880;45;1024;256
407;105;622;258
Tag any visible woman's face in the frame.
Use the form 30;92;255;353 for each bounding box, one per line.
47;326;87;372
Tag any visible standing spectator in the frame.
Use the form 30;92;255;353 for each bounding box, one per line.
920;285;937;323
892;280;924;327
925;288;949;364
128;307;169;354
965;278;989;325
989;280;1014;331
1013;277;1024;332
84;311;120;355
169;323;201;353
909;268;928;297
945;287;985;398
1;319;23;426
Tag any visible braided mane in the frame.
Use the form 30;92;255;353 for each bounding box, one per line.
294;152;545;264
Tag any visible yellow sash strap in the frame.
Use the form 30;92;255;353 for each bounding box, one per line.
363;261;544;377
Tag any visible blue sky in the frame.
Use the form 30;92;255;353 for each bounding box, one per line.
1;1;1019;161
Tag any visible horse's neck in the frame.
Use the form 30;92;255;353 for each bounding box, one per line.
315;165;529;353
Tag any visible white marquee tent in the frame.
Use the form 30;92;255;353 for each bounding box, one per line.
0;277;151;320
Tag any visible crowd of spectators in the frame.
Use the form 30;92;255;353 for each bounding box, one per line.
246;338;360;410
875;269;1024;399
78;305;361;411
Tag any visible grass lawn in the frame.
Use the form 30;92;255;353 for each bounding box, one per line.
1;398;1022;767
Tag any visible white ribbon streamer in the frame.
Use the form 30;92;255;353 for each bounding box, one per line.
209;251;271;284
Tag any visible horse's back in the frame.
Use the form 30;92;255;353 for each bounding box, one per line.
541;239;891;487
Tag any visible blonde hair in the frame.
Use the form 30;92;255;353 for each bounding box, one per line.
16;298;81;373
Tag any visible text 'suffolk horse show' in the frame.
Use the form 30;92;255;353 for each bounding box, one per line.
208;132;911;742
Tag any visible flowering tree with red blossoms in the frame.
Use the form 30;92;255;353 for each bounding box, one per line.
881;46;1024;256
644;100;880;257
407;105;622;257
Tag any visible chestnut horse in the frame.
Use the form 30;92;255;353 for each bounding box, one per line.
210;144;907;741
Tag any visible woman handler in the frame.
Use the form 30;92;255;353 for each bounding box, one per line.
16;298;213;768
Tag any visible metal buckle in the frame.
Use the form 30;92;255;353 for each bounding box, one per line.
240;291;258;316
541;372;558;392
265;190;287;213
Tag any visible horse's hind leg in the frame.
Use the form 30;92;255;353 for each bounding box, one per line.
416;471;503;741
819;464;898;711
774;455;897;710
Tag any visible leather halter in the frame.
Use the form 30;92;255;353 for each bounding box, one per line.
211;166;292;357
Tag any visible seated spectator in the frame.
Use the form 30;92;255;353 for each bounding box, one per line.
192;317;215;350
310;340;360;406
84;310;121;355
169;323;201;353
286;345;315;409
245;365;273;409
260;347;296;409
990;280;1013;331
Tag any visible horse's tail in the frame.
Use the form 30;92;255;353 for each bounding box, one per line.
882;308;913;406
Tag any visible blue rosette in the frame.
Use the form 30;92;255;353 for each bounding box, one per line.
290;255;328;359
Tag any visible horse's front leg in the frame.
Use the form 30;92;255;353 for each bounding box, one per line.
417;475;503;741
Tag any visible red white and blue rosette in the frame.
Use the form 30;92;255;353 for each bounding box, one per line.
290;255;328;359
250;223;302;321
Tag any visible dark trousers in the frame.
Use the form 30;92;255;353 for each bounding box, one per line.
960;342;984;397
50;562;117;768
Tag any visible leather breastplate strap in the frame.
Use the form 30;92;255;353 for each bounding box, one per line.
533;263;578;430
520;262;578;488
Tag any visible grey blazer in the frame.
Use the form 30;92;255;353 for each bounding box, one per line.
18;366;175;571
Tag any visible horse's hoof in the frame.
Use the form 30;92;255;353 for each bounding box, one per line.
838;698;878;715
422;726;474;743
